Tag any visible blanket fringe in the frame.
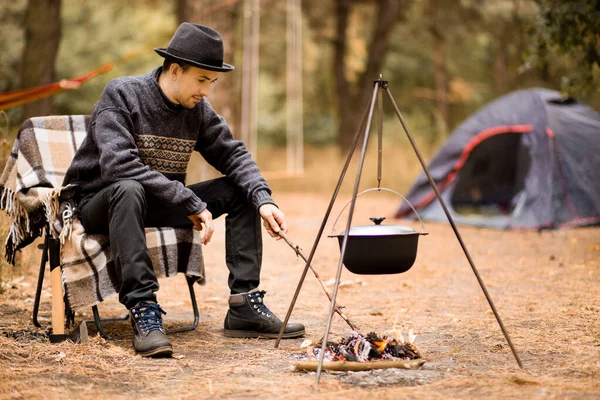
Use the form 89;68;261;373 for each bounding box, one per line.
1;186;34;264
59;201;74;244
4;207;45;265
2;184;75;264
0;187;29;227
44;187;74;244
44;190;60;238
1;186;15;215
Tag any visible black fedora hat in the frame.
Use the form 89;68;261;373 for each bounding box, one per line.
155;23;234;72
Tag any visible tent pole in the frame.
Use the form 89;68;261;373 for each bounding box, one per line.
384;86;523;369
286;0;304;175
249;0;260;156
286;0;295;173
294;0;304;174
240;0;252;146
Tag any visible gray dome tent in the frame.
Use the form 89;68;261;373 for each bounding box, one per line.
396;88;600;229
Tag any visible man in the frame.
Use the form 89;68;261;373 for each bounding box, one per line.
63;23;305;357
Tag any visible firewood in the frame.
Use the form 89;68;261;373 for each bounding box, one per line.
294;359;426;372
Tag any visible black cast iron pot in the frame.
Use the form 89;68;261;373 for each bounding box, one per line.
331;217;427;275
329;188;428;275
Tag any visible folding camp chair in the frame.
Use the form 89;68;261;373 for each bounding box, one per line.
31;233;201;341
1;115;205;342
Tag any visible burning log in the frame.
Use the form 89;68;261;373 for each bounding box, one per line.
295;331;424;372
313;331;422;362
294;359;425;372
295;330;423;373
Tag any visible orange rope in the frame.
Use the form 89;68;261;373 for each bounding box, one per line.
0;63;113;111
0;0;280;112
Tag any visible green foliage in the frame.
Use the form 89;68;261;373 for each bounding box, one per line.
0;0;27;93
1;1;178;132
527;0;600;96
382;0;542;134
0;0;27;130
53;1;176;116
2;0;600;147
257;72;287;146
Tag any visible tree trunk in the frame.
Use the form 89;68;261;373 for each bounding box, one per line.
188;1;242;139
20;0;62;119
431;25;448;135
334;0;353;150
427;0;449;142
495;37;507;95
176;0;192;23
335;0;405;151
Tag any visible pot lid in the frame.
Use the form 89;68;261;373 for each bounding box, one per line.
344;224;417;236
332;217;424;237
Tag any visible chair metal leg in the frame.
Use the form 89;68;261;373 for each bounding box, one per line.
35;237;200;341
91;305;129;340
91;275;199;340
66;307;75;329
166;275;200;334
32;235;50;328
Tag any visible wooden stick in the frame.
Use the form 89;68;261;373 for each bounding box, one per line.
294;358;425;372
51;266;65;334
278;232;360;332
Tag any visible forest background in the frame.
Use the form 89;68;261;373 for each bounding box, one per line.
0;0;599;280
2;0;600;145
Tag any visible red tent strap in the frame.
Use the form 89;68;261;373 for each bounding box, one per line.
397;124;533;217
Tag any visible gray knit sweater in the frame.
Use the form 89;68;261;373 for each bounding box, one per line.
63;67;274;215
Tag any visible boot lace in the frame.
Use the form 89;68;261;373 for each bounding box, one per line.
248;290;273;318
131;301;167;335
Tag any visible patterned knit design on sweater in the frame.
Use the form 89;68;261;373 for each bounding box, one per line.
135;135;196;175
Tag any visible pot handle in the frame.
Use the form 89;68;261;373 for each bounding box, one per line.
331;187;426;235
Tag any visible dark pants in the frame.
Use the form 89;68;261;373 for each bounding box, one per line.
78;178;263;309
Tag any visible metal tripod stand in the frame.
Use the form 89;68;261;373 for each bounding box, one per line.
274;77;523;387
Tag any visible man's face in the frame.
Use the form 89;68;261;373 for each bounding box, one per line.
171;65;220;109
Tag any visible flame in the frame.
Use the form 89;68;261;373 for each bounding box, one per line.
408;328;417;344
373;340;387;353
382;315;417;345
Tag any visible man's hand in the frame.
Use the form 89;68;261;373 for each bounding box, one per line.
259;204;288;240
188;209;214;245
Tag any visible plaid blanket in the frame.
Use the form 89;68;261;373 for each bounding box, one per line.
0;115;204;311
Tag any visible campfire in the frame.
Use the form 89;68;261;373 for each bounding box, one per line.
278;234;425;372
300;329;422;363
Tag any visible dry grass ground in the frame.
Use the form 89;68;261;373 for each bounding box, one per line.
1;146;599;399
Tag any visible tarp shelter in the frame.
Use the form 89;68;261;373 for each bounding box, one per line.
396;88;600;229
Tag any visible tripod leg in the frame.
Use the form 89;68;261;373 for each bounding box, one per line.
315;83;381;386
33;234;50;328
384;87;523;369
377;82;384;188
274;86;377;349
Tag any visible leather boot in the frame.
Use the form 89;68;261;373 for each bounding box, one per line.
223;289;305;339
129;301;173;357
